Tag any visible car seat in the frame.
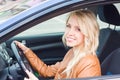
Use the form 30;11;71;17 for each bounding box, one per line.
97;4;120;63
101;48;120;75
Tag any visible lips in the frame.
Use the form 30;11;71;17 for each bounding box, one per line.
66;37;75;42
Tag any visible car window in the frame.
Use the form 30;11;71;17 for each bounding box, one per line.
14;7;98;37
14;3;120;38
0;0;46;23
15;13;69;37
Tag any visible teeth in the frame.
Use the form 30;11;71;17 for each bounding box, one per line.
68;38;73;40
67;37;74;41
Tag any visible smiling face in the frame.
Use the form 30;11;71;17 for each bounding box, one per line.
64;15;84;48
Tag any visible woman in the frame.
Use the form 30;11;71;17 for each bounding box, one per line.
15;9;101;80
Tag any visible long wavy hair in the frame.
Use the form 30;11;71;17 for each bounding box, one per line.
62;9;99;78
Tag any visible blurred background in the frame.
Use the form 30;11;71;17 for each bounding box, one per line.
0;0;46;23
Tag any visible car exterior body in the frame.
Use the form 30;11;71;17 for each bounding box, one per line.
0;0;120;80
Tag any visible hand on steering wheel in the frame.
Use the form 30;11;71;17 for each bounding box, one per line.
11;41;33;78
24;69;38;80
14;41;29;53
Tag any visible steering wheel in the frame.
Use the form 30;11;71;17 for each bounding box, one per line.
11;41;33;76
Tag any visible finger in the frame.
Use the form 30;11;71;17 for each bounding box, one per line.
14;41;24;47
24;77;29;80
14;40;21;45
25;69;38;80
25;69;34;77
25;69;31;76
14;41;28;52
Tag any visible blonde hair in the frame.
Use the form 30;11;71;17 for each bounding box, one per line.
62;9;99;78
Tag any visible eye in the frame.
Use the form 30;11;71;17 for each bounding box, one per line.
77;28;80;31
66;24;71;28
76;27;81;32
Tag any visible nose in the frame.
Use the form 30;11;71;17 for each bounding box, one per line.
68;28;75;36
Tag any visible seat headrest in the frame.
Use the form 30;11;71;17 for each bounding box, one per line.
98;4;120;26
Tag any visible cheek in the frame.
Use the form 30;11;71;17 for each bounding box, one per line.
77;33;84;43
64;30;69;38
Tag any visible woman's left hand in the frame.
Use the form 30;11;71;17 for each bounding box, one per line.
24;69;38;80
14;40;29;54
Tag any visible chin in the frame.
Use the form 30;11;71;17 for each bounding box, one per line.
66;43;74;47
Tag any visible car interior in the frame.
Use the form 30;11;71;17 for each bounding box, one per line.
97;4;120;63
96;3;120;75
101;48;120;75
0;1;120;80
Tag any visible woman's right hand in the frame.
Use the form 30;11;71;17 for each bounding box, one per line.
14;41;29;53
24;69;39;80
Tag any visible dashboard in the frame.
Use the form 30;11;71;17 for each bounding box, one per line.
0;42;25;80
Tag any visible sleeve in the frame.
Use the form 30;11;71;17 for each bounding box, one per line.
24;49;62;77
77;55;101;78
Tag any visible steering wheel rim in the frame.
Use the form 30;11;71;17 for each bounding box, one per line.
11;41;33;74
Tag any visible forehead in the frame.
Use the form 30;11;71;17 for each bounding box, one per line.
68;14;84;26
67;15;79;23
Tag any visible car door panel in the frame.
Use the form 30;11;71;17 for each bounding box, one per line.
6;33;68;65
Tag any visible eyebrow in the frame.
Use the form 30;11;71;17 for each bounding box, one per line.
66;22;80;28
